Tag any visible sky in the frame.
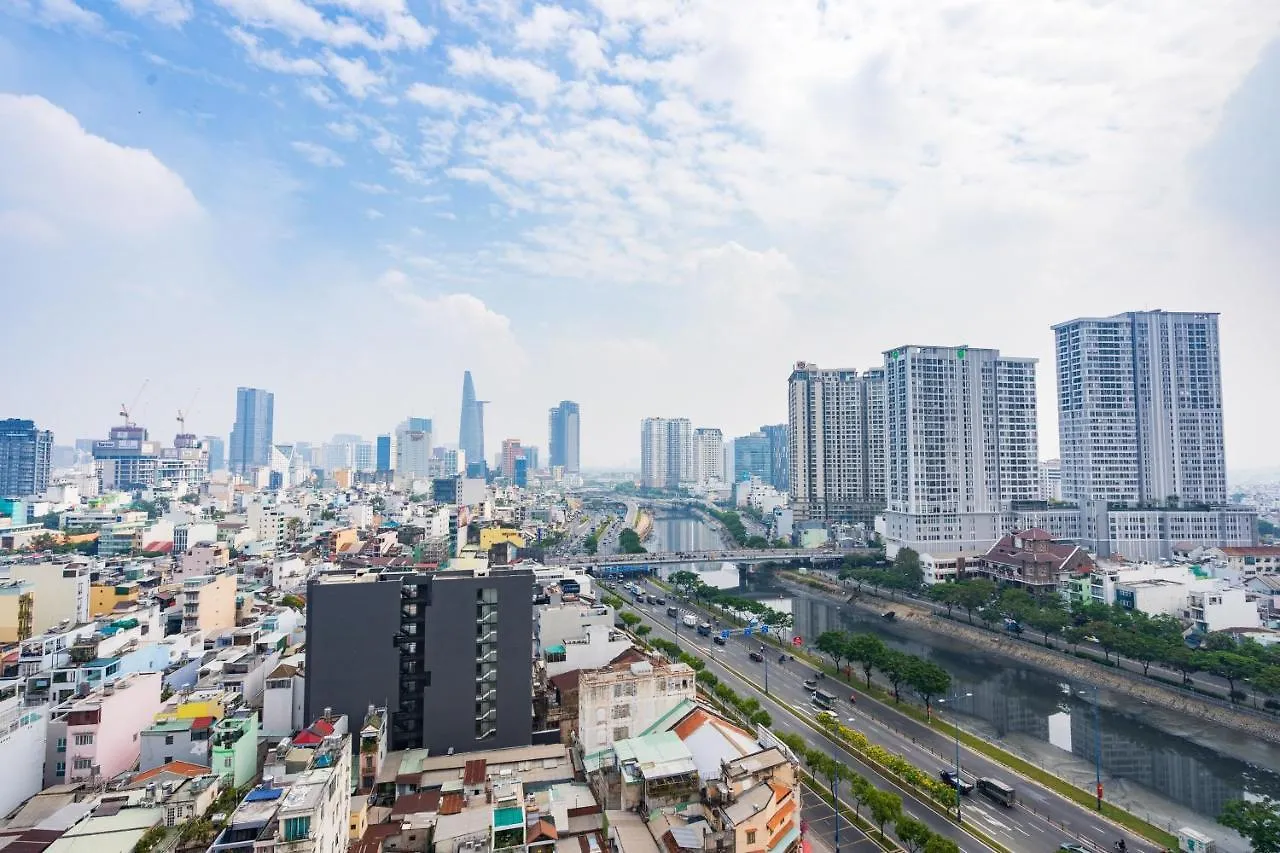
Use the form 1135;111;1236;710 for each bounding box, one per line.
1;1;1278;472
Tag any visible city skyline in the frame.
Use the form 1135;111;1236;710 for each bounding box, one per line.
2;3;1276;472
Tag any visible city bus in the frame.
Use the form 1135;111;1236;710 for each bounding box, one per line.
977;777;1016;807
812;689;836;710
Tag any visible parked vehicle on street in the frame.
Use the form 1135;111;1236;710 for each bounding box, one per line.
713;635;727;646
749;651;765;662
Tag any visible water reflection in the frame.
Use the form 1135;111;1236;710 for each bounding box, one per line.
786;590;1280;820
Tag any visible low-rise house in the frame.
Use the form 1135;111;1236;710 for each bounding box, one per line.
44;671;163;787
139;716;215;771
211;709;261;788
972;529;1094;592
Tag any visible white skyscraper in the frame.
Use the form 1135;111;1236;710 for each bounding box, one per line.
640;418;692;489
395;418;433;480
692;428;724;484
1053;311;1227;505
787;362;886;525
882;345;1038;554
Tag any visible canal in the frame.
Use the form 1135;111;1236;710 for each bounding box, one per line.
645;510;1280;837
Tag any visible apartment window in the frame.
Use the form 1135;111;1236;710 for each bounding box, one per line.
164;755;172;764
55;761;65;776
73;733;94;746
282;817;311;842
73;758;92;770
746;831;757;845
55;737;65;752
611;705;630;719
612;727;629;741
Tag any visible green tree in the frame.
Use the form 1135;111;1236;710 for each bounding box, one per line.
879;650;912;703
635;625;652;637
618;528;647;554
892;547;924;589
977;605;1002;630
816;631;850;670
695;669;718;688
847;633;887;689
997;587;1036;622
928;584;962;617
1208;652;1258;701
895;817;933;853
133;825;167;853
39;512;60;529
1164;644;1202;684
280;594;305;612
1219;797;1280;853
953;579;996;624
1063;625;1087;653
867;788;903;839
619;612;641;628
670;570;701;596
907;658;952;719
923;837;961;853
1027;605;1069;646
848;773;875;822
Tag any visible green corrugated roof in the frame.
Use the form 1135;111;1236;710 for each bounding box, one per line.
640;698;697;737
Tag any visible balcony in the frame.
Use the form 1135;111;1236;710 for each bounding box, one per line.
475;630;497;645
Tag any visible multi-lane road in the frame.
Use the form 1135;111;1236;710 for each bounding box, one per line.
607;576;1160;853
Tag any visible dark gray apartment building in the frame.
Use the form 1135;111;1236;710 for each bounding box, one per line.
305;565;533;753
0;419;53;498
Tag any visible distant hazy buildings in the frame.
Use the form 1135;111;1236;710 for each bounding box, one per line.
375;434;394;474
203;435;225;472
395;418;433;480
882;345;1039;554
500;438;524;476
733;432;771;484
788;362;886;526
760;423;789;492
1054;310;1227;505
692;428;724;484
548;401;580;473
1040;459;1062;502
92;423;160;489
229;387;274;476
458;371;486;472
640;417;692;490
0;419;53;498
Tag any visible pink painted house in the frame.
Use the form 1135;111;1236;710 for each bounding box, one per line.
44;671;163;787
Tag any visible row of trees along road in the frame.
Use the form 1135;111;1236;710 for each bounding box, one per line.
668;570;794;630
773;731;960;853
918;578;1280;708
827;549;1280;849
815;630;951;716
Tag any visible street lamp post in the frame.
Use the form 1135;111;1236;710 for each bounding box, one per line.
1079;686;1103;810
937;692;973;824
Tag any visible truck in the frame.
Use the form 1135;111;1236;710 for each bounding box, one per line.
682;613;698;629
697;622;712;637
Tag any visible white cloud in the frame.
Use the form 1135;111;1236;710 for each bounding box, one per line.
448;44;560;105
566;29;607;71
324;52;384;98
515;4;579;47
112;0;192;26
211;0;433;51
365;207;384;219
327;121;360;141
0;93;202;238
291;140;344;167
405;83;487;113
229;28;326;74
25;0;101;29
379;269;521;343
301;82;337;106
353;181;390;194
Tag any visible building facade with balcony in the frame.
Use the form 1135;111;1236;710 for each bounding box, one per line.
182;573;238;633
305;565;534;754
43;670;162;786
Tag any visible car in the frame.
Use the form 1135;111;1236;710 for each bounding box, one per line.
939;769;975;794
803;679;819;692
749;651;765;662
713;635;727;646
1056;846;1089;853
653;597;665;605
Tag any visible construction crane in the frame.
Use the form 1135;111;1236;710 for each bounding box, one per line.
119;379;149;427
176;388;200;436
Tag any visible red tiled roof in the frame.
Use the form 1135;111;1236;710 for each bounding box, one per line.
548;671;581;693
609;647;648;667
1220;547;1280;557
462;758;487;786
528;819;558;843
142;542;173;553
190;716;215;731
132;761;209;784
391;790;441;817
439;792;465;815
294;718;336;745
